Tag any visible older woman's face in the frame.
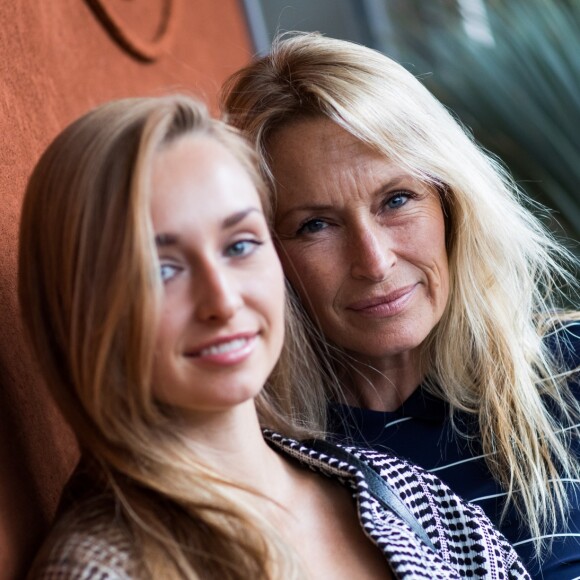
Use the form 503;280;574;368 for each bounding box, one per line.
270;117;449;365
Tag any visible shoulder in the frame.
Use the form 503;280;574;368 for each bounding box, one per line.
265;432;529;577
345;445;530;577
350;444;484;526
27;498;136;579
346;443;473;515
542;319;580;414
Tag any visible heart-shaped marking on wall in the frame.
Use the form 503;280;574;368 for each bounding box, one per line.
85;0;181;62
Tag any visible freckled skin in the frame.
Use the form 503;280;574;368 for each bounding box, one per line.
269;118;449;405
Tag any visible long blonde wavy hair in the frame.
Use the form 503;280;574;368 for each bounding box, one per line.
18;94;325;578
221;32;580;554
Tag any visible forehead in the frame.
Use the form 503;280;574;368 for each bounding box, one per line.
269;116;371;162
268;117;416;200
153;134;248;188
150;135;261;229
268;116;398;189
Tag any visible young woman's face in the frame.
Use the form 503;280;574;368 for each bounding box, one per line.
149;135;285;421
270;117;449;367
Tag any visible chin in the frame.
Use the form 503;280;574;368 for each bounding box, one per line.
344;330;428;357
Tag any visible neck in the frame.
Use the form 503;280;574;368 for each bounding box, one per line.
341;349;423;412
179;401;296;500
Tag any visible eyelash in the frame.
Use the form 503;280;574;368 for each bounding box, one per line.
225;239;264;258
160;263;181;283
158;239;264;283
296;218;328;236
382;190;417;210
294;190;418;236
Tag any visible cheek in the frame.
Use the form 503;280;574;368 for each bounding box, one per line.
151;317;174;381
277;244;303;283
432;219;449;282
153;319;170;356
419;216;450;306
255;257;286;330
257;268;287;368
154;305;180;351
278;243;335;308
410;211;448;268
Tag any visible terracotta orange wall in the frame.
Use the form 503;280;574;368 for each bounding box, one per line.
0;1;253;577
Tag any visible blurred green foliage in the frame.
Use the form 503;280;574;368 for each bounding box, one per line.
395;1;580;240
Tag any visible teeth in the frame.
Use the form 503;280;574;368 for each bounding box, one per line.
200;338;248;356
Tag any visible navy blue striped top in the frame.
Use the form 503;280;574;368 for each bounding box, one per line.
329;324;580;579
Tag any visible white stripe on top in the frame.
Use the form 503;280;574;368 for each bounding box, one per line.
428;453;492;473
512;533;580;547
383;417;414;429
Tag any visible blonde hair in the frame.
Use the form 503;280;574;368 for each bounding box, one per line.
221;32;580;554
19;94;324;578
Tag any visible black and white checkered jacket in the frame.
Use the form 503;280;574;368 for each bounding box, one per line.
267;431;530;579
28;431;530;579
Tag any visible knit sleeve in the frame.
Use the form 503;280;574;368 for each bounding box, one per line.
27;511;135;580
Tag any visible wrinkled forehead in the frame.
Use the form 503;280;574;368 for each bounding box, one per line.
268;115;386;172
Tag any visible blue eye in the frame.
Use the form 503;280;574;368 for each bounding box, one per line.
225;239;262;257
296;219;327;235
385;192;410;209
160;263;180;282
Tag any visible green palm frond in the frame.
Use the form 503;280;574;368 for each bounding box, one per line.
398;1;580;237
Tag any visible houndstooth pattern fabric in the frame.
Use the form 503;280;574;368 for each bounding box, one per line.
28;431;530;579
265;431;531;580
27;507;136;579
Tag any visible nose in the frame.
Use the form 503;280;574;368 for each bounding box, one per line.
349;223;396;282
194;263;243;322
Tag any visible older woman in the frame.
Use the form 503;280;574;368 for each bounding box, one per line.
221;33;580;578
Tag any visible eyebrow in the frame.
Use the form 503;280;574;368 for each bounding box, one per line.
155;233;178;247
154;207;260;247
222;207;260;228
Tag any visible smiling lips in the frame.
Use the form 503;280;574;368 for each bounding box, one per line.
188;333;258;365
346;284;418;317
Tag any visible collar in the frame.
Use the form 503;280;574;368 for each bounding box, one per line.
330;384;449;424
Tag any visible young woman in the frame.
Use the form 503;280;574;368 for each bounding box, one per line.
221;33;580;578
20;94;528;579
